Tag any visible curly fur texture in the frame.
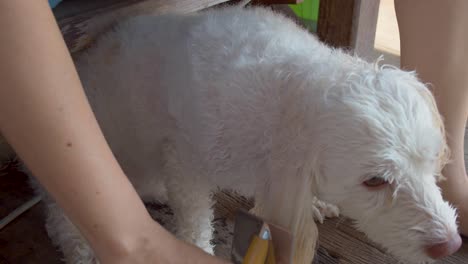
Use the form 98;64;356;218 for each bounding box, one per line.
1;6;459;264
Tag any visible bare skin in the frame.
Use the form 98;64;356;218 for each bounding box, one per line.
395;0;468;235
0;1;227;263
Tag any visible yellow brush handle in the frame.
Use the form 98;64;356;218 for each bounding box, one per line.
266;240;276;264
243;236;269;264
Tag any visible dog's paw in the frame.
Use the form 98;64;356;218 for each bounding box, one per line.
311;197;340;224
201;245;215;255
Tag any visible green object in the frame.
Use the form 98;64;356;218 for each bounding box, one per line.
289;0;320;32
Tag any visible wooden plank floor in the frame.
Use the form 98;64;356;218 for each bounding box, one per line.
2;160;468;264
0;162;63;264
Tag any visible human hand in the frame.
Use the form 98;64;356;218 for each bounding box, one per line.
99;220;231;264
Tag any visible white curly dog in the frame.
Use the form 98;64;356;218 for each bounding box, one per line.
1;6;462;264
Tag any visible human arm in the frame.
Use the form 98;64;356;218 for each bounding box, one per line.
0;1;225;263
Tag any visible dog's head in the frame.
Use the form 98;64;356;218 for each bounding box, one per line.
312;61;460;263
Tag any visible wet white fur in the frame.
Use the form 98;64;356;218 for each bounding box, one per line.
2;6;458;264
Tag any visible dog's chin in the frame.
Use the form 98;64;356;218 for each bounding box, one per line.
362;231;437;264
398;251;436;264
384;236;450;264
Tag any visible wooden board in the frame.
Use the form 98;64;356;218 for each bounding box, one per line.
317;0;356;50
0;162;63;264
250;0;304;5
0;203;63;264
55;0;231;53
350;0;381;60
317;0;381;61
0;162;34;220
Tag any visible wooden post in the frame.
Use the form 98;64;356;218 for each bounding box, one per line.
250;0;303;4
317;0;381;60
55;0;231;53
317;0;356;50
350;0;381;60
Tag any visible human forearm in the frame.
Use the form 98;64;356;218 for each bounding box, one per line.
0;0;160;260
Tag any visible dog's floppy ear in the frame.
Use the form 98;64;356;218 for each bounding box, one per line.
416;82;450;181
248;85;321;263
251;148;319;263
400;70;450;181
380;68;450;181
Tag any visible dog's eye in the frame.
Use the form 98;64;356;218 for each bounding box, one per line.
363;177;388;188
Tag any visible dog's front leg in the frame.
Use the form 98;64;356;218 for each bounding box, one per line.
163;143;215;255
42;197;98;264
165;177;215;254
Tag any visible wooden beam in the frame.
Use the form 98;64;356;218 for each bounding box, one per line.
316;0;381;60
350;0;381;60
317;217;399;264
250;0;303;5
213;190;254;219
55;0;231;53
316;0;356;50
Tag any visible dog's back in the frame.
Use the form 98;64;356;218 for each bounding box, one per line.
73;6;332;190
